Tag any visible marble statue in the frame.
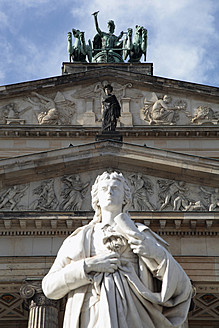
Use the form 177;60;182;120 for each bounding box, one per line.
101;84;121;131
42;171;192;328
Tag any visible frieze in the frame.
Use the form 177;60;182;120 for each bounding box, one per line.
0;171;218;212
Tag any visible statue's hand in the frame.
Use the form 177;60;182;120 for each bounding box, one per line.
128;237;150;257
84;252;120;274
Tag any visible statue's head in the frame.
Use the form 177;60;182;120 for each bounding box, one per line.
163;95;171;104
91;171;131;223
108;20;115;33
67;32;72;41
103;84;113;94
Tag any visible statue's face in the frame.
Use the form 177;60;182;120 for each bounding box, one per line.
104;87;111;95
98;178;124;212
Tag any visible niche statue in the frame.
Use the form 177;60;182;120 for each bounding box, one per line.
42;171;192;328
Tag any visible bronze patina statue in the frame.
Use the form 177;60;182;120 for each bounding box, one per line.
67;11;147;64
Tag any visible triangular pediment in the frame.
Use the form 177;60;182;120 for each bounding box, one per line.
0;141;218;213
0;63;218;128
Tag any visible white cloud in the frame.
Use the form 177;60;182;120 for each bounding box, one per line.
0;0;218;86
72;0;218;84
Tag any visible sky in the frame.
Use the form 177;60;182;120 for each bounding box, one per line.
0;0;218;87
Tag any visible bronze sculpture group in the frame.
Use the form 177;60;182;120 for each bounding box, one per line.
67;11;147;64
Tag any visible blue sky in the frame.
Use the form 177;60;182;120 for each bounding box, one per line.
0;0;218;87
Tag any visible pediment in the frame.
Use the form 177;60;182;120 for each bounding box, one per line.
0;64;218;128
0;140;218;213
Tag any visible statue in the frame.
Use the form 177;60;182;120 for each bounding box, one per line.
101;84;121;132
67;11;148;63
92;11;124;63
67;29;92;63
123;25;147;62
42;171;192;328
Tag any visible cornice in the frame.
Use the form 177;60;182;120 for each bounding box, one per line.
0;65;218;101
0;125;218;139
0;211;218;237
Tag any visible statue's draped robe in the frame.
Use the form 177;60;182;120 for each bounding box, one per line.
102;94;121;131
42;223;192;328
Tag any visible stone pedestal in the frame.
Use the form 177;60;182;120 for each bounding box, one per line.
96;131;123;142
20;280;60;328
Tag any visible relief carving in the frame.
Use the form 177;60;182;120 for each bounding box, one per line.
0;173;215;213
0;103;29;124
60;175;89;210
27;91;75;125
142;93;189;125
0;185;28;210
32;180;58;210
128;173;154;211
158;180;188;211
200;187;219;211
191;106;219;125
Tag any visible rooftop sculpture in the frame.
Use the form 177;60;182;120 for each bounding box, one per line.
67;11;147;63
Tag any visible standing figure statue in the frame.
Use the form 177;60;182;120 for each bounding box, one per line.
101;84;121;132
92;11;124;63
43;171;192;328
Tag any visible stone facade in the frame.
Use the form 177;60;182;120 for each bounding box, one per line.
0;63;218;327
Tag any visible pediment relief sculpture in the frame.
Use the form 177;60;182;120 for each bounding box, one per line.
191;106;219;125
142;93;189;125
0;184;28;211
31;179;59;211
60;175;90;211
0;102;29;125
0;171;217;212
27;91;75;125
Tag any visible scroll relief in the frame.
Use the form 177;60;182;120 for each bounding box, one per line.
0;173;217;212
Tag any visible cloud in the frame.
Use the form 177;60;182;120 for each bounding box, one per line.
76;0;218;85
0;0;218;86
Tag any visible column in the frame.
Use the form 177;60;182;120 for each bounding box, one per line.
20;280;60;328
